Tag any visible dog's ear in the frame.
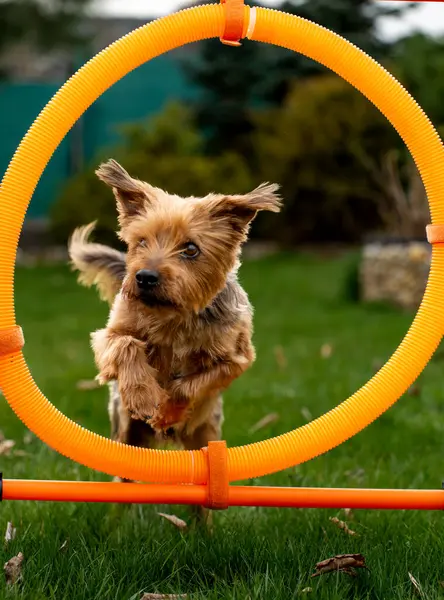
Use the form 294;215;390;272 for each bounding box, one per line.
208;183;282;231
96;159;155;219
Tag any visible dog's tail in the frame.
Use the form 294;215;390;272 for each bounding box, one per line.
68;222;126;305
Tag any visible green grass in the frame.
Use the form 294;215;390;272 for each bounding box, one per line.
1;251;444;599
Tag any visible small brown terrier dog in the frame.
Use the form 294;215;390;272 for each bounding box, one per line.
69;159;281;476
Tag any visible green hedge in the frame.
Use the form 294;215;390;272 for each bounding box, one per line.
52;78;404;246
51;103;253;246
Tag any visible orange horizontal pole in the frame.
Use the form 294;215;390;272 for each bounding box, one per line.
228;486;444;510
2;481;444;510
2;480;207;505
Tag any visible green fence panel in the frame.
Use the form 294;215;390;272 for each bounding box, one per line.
83;52;197;161
0;51;198;219
0;83;71;219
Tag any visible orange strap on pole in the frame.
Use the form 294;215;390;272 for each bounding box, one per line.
0;326;24;357
203;440;229;510
220;0;245;46
426;224;444;244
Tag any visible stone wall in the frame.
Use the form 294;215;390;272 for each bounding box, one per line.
359;241;431;310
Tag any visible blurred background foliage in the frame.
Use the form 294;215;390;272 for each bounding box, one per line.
8;0;439;247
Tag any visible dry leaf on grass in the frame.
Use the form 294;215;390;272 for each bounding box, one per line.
273;346;288;370
59;540;69;552
157;513;187;530
300;407;312;422
141;595;187;599
312;554;367;578
23;432;34;445
329;517;357;536
4;523;16;543
76;379;100;391
0;440;15;455
409;573;424;597
408;385;421;397
4;552;24;585
249;413;279;434
320;343;333;359
345;467;365;482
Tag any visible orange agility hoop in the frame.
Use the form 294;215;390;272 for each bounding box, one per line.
1;2;444;499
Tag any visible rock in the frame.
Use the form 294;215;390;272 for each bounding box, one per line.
359;241;431;310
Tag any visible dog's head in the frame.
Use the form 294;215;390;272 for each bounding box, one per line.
96;159;282;312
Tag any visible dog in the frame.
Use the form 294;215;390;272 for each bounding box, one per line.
68;159;281;485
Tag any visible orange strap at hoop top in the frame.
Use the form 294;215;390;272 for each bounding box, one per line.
220;0;245;46
202;440;229;509
0;326;24;357
426;224;444;244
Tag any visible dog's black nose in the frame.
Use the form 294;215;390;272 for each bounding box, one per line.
136;269;159;289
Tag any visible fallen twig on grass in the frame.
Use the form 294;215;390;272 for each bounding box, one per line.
141;594;187;599
4;522;16;544
76;379;100;391
409;573;424;597
329;516;357;536
157;513;187;530
249;413;279;434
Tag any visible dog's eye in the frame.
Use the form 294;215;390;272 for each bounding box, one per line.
139;239;147;248
180;242;200;259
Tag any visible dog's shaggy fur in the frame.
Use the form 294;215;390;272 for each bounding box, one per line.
69;159;281;464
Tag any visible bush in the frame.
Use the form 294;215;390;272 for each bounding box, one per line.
371;150;428;241
251;75;399;244
342;252;361;303
53;80;416;248
50;103;254;246
392;34;444;130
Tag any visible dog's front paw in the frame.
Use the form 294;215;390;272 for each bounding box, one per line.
149;399;190;431
148;379;191;431
121;383;169;422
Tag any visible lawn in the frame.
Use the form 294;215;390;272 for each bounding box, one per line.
1;251;444;599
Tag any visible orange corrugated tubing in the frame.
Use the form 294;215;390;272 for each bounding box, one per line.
1;4;444;485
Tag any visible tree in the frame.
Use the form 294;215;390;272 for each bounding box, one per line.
251;75;398;244
0;0;90;78
392;33;444;129
182;35;264;157
51;103;253;245
262;0;414;101
183;0;414;154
